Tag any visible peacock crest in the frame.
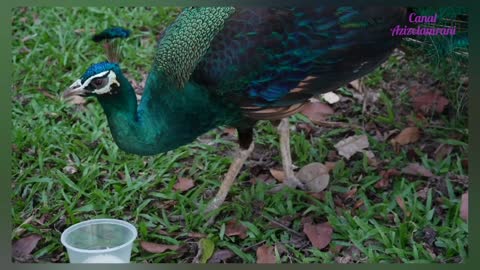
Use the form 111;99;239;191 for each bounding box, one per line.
92;26;131;63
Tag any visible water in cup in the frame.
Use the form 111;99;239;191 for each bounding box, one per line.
61;219;137;263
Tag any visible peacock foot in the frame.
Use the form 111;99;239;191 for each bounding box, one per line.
269;117;306;193
269;175;306;194
283;175;306;190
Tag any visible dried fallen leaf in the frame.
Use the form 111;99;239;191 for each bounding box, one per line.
12;234;42;258
303;222;333;249
140;241;179;253
38;88;56;99
401;163;434;178
296;122;314;136
382;129;400;142
334;196;345;208
334;135;370;160
225;220;248;239
416;186;430;200
12;216;35;237
375;169;400;189
349;79;362;92
396;196;411;217
353;200;364;210
117;171;126;180
396;196;406;210
343;188;357;200
460;192;468;222
268;216;294;229
256;245;276;264
407;113;428;126
301;101;334;124
154;200;177;209
321;91;341;104
301;216;313;226
157;229;169;235
307;192;326;203
412;90;449;114
332;245;344;255
208;249;235;263
391;127;421;147
324;161;337;172
363;150;379;167
327;150;339;161
434;144;453;162
173;177;194;192
296;162;330;192
269;168;285;183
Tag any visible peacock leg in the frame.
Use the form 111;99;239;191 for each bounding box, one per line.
277;118;305;189
204;142;254;214
169;128;254;225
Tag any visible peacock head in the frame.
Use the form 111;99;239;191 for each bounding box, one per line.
63;62;124;98
64;27;131;99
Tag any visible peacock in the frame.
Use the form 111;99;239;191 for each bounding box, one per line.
63;7;412;219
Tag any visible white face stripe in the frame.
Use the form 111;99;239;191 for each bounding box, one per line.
81;70;110;88
92;71;120;95
70;70;120;95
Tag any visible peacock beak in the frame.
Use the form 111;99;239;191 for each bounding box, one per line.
63;79;88;99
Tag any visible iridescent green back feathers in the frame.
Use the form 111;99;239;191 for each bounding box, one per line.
153;7;236;88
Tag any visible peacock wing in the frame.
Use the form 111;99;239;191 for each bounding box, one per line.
192;7;407;120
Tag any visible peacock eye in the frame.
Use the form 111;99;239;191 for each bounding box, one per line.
90;78;107;89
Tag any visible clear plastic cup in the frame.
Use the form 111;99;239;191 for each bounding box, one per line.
60;219;137;263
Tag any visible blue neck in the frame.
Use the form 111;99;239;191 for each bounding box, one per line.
97;71;242;156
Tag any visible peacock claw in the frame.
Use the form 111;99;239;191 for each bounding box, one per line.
284;176;306;190
269;176;305;193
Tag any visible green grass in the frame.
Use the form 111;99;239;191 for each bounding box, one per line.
12;7;468;263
